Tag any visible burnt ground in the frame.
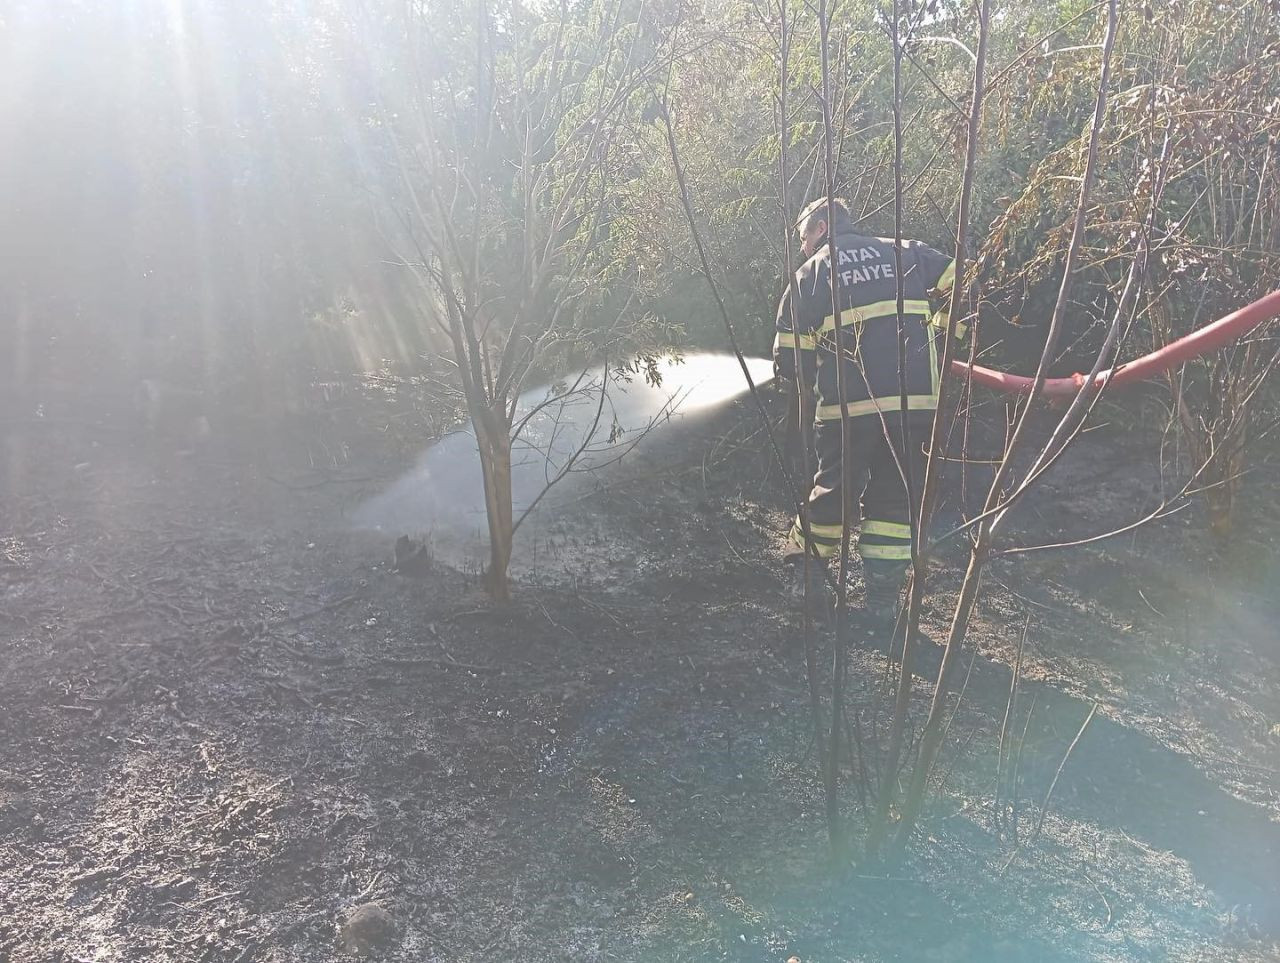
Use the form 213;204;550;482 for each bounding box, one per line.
2;384;1279;963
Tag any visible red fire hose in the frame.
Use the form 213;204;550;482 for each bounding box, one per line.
950;287;1280;397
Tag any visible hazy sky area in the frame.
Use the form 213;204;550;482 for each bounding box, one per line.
1;2;423;406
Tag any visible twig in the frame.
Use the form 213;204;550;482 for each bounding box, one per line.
995;615;1031;825
70;865;120;885
532;593;580;643
1010;689;1038;848
354;871;384;902
937;635;982;751
1047;850;1113;931
1031;702;1098;842
574;593;626;627
164;891;241;912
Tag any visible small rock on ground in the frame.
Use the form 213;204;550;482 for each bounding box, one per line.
337;903;396;957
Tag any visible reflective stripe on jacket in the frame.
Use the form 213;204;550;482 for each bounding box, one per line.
773;229;959;421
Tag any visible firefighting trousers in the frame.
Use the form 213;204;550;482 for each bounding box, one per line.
785;410;934;566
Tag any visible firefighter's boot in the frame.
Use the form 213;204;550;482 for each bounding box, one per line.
862;559;909;640
788;559;834;625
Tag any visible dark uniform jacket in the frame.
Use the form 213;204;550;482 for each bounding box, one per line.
773;226;959;422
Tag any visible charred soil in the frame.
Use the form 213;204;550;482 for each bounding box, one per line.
2;386;1278;963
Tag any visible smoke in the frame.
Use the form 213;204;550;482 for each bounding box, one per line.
351;354;773;563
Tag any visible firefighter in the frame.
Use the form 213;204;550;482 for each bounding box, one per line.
774;196;961;633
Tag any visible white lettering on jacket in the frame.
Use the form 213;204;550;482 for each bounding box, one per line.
837;262;894;286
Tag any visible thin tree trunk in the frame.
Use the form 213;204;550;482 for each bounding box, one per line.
475;405;514;601
776;0;825;761
867;0;992;860
816;0;851;860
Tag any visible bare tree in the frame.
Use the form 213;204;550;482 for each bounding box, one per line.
888;0;1121;859
377;0;679;598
